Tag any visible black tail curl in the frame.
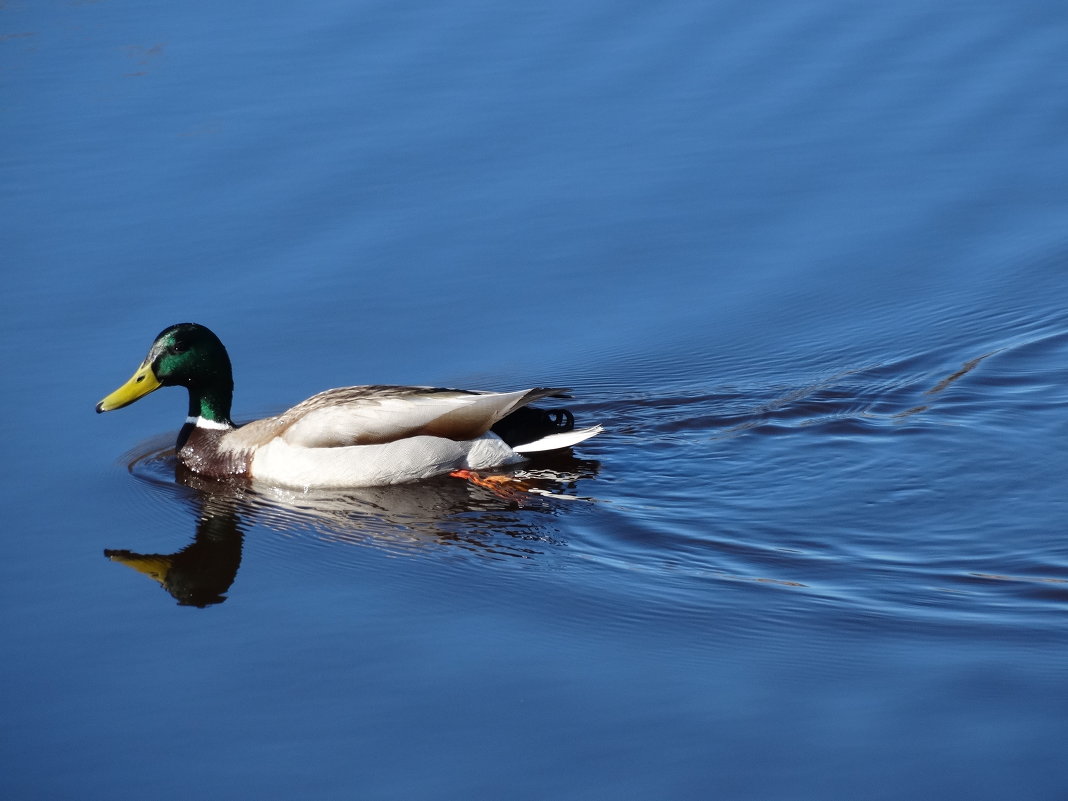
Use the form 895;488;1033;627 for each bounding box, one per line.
491;406;575;448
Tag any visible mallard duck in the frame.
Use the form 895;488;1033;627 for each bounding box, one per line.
96;323;602;488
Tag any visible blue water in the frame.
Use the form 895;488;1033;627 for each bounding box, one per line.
3;1;1068;798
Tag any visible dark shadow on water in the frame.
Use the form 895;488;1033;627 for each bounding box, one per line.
105;439;600;606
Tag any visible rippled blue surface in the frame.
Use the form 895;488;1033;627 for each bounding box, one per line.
3;1;1068;798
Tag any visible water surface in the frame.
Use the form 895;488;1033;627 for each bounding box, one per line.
3;1;1067;799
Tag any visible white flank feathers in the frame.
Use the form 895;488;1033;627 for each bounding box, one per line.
251;433;522;489
249;424;604;489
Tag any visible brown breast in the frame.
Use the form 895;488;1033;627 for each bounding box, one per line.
177;425;253;480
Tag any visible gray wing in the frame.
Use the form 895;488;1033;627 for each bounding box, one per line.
269;385;569;448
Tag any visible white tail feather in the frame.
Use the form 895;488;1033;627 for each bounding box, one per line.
512;425;603;454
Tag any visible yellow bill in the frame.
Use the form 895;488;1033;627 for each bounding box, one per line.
96;362;162;412
104;551;173;584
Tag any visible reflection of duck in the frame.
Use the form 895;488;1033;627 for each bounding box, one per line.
105;496;243;607
106;450;600;606
96;323;601;489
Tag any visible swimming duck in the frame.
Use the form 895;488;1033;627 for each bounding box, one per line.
96;323;601;489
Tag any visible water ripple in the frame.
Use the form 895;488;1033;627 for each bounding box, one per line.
112;318;1068;628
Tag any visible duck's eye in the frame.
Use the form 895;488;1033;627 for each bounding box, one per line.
167;343;186;355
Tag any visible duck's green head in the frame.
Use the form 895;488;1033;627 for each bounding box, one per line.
96;323;234;422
